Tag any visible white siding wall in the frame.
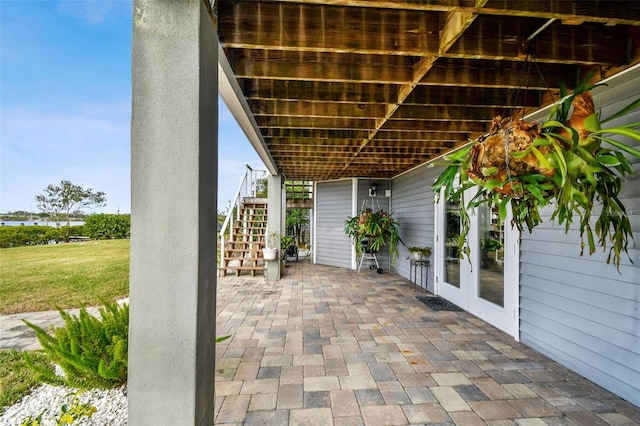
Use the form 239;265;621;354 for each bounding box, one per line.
519;70;640;406
315;180;353;268
391;164;442;292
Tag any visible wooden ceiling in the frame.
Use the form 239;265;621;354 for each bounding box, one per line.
215;0;640;181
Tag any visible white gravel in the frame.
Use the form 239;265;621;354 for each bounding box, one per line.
0;384;127;426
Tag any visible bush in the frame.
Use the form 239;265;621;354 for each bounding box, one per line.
1;226;59;248
83;214;130;239
0;225;87;248
23;301;129;389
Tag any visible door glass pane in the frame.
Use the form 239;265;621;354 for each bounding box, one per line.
478;204;504;306
444;200;461;288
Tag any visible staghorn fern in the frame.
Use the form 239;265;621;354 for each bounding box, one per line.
433;78;640;270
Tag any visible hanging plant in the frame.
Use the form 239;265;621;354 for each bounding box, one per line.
344;209;404;268
433;76;640;269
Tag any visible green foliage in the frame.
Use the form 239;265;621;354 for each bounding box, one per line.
0;225;84;248
286;208;310;244
56;396;97;425
35;180;106;227
23;301;129;389
19;394;96;426
407;246;432;257
344;209;404;268
280;235;295;251
20;413;43;426
433;81;640;269
83;214;130;239
255;178;268;197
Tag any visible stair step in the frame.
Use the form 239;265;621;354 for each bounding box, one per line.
219;197;269;276
219;265;265;270
225;241;265;246
223;257;264;262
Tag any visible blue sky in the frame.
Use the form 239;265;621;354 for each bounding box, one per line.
1;0;265;215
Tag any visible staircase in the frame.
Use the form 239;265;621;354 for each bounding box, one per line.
219;198;268;276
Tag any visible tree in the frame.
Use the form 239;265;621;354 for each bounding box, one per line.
286;208;309;245
255;178;268;198
35;180;107;227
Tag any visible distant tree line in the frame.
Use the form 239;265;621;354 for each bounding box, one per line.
0;214;130;248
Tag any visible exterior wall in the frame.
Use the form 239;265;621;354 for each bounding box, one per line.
519;70;640;407
315;180;353;269
390;164;441;292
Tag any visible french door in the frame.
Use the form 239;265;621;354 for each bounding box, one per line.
435;189;519;338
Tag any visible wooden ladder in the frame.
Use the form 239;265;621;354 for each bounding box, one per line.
219;198;268;276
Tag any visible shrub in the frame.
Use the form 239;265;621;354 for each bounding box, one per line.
0;226;62;248
0;225;86;248
23;301;128;389
83;214;130;239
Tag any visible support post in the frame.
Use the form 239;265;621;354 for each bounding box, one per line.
129;0;218;423
266;174;283;281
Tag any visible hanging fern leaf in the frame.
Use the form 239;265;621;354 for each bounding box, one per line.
434;84;640;270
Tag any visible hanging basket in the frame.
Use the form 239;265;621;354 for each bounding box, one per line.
466;118;550;196
344;209;404;268
433;84;640;270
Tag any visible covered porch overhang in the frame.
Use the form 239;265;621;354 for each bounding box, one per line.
128;1;640;423
216;0;640;182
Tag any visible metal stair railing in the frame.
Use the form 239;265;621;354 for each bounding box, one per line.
219;165;267;269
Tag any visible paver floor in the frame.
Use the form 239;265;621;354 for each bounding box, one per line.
215;261;640;425
2;261;638;425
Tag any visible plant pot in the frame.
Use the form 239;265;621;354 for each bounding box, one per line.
411;252;425;261
262;248;278;261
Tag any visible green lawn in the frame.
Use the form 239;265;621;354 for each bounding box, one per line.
0;239;130;314
0;350;51;410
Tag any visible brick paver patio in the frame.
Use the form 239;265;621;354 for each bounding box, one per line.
215;261;640;425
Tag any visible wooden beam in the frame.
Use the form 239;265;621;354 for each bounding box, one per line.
250;99;385;118
222;1;640;26
241;80;398;104
439;11;478;54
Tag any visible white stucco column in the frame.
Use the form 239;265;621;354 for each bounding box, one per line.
266;174;283;281
129;0;217;424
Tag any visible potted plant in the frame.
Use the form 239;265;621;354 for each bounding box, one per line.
344;208;404;268
262;232;280;261
407;246;432;261
433;72;640;269
281;235;296;263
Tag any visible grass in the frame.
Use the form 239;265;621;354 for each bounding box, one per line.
0;349;50;410
1;239;129;409
0;239;130;314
